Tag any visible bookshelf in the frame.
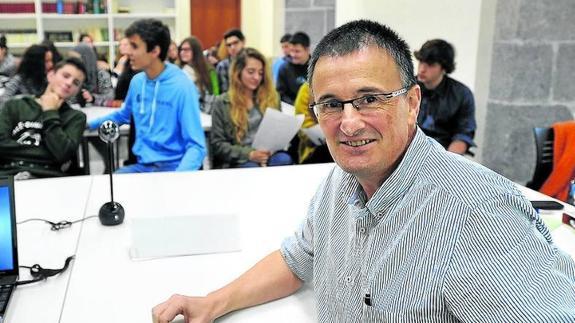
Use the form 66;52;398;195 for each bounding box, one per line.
0;0;178;64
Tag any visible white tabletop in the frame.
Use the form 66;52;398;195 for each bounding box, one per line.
9;164;575;323
80;106;212;132
7;175;94;323
59;164;333;323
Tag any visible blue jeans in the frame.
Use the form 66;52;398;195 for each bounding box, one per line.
238;151;293;168
115;160;180;174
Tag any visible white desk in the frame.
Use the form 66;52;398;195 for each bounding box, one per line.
7;175;94;323
81;106;212;132
9;164;575;323
516;184;575;257
59;164;332;323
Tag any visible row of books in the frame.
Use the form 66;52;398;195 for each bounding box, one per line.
0;0;107;14
0;30;38;44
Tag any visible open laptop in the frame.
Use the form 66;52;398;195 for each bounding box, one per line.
0;176;18;323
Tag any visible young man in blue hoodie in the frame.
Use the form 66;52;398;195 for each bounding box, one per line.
88;19;206;173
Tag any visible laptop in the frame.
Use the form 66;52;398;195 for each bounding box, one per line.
0;176;18;323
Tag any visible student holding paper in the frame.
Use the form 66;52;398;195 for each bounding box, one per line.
210;48;293;168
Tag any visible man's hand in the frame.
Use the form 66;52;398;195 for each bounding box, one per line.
38;89;64;112
152;294;216;323
249;150;271;165
447;140;468;155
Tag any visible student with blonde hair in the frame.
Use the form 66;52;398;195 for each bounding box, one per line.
211;47;292;168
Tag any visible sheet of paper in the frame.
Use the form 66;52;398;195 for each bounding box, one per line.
129;214;241;261
280;102;296;116
302;124;326;146
252;108;304;152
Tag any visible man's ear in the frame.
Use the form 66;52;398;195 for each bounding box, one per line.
151;45;161;59
407;84;421;126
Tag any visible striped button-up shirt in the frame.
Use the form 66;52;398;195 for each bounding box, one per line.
281;128;575;322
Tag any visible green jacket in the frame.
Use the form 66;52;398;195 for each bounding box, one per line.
0;96;86;177
210;93;253;169
210;93;279;168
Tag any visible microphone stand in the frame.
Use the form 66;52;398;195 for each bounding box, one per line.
98;121;125;226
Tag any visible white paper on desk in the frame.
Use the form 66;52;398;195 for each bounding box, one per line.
129;214;241;261
302;124;326;146
252;109;304;152
280;102;296;115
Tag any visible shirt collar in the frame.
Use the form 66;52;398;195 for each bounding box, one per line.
342;128;431;216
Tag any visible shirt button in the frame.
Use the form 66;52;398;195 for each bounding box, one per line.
359;227;366;234
345;275;353;285
376;211;383;218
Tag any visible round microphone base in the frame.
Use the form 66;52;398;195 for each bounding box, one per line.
98;202;125;226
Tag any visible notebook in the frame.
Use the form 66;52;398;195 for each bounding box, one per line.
0;176;18;323
129;214;241;260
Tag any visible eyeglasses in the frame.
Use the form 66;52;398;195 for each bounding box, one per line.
179;47;191;52
309;87;409;120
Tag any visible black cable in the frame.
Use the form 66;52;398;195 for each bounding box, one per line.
16;255;75;286
16;215;98;231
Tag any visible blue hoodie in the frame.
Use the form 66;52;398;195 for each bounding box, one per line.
88;63;206;171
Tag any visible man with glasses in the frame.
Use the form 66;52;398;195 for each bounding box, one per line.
415;39;476;155
153;20;575;323
216;28;245;92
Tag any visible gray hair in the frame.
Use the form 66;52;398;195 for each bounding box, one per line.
308;19;416;91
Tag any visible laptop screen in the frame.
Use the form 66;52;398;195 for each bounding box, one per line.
0;177;17;274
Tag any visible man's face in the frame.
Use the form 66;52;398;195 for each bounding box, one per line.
417;61;444;89
290;44;310;65
128;34;158;71
47;64;85;99
311;46;420;182
281;41;292;57
80;35;93;46
225;36;244;58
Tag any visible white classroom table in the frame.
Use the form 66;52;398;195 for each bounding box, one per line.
8;163;575;322
59;164;331;323
7;176;94;323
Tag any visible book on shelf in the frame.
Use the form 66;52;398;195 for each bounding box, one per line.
45;31;73;42
0;1;35;13
0;29;37;45
41;0;107;14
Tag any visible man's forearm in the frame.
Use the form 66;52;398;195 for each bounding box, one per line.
206;250;303;319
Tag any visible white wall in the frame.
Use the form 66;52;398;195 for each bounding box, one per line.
335;0;497;161
336;0;483;91
242;0;284;58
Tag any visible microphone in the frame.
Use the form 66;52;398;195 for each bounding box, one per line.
97;121;125;226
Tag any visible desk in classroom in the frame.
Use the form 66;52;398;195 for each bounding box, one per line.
7;164;575;323
79;106;213;174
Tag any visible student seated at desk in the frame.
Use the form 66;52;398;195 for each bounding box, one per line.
88;19;206;174
0;57;87;179
210;48;292;168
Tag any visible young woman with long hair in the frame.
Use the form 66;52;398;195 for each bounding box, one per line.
178;36;219;112
0;44;53;108
210;47;293;168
